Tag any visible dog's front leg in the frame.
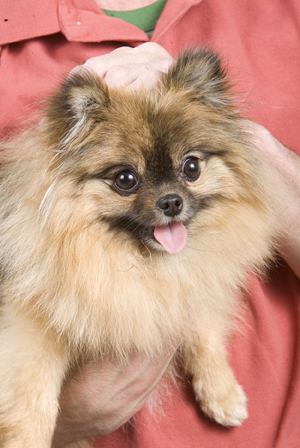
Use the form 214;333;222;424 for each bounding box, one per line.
0;310;69;448
183;328;247;427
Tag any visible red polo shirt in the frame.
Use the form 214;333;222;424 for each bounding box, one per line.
1;1;300;447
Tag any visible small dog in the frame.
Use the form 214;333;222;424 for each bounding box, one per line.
0;49;279;447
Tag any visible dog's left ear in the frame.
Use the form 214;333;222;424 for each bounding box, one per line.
164;49;232;110
46;72;110;150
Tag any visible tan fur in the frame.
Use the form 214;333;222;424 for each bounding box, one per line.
0;49;279;447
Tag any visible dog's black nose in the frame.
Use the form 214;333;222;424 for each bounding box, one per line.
156;194;183;217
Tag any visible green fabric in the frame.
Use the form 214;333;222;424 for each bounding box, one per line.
102;0;168;36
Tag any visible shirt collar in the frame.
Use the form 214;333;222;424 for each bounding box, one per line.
0;0;203;46
59;0;149;43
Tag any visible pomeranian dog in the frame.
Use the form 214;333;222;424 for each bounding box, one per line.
0;49;279;447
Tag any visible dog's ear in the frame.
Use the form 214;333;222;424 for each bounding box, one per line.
46;72;110;150
164;49;232;110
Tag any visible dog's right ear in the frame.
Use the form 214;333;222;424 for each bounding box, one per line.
46;72;110;150
164;49;232;111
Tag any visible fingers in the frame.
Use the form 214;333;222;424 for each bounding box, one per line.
103;62;169;90
83;43;172;74
71;42;174;90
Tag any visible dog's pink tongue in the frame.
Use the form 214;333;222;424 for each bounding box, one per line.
154;222;187;254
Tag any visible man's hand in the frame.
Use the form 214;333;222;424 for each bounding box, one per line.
52;349;177;447
246;121;300;278
73;42;174;90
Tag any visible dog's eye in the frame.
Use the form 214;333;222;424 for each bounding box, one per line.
183;157;200;181
114;170;139;193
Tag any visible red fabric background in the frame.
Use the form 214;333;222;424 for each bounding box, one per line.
0;1;300;446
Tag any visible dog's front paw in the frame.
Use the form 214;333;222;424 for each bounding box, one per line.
194;380;248;427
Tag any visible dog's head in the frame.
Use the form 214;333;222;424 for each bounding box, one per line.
42;49;271;255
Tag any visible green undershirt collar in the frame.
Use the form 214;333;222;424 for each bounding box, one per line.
102;0;168;37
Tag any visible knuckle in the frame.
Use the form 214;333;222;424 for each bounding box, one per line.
83;57;105;70
141;42;171;57
111;46;132;54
